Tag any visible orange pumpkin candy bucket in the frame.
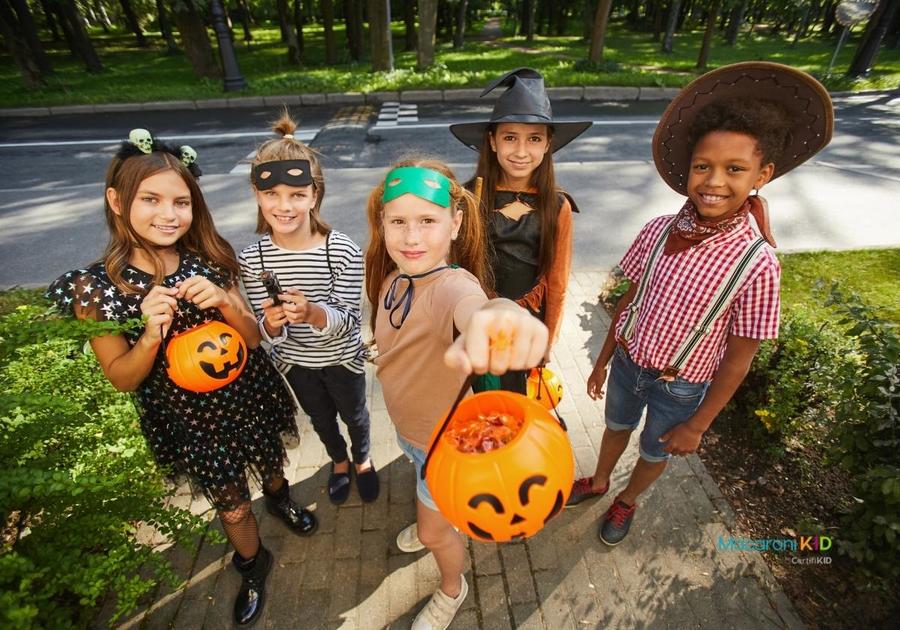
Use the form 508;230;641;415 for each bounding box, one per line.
527;366;563;411
164;320;248;393
422;389;574;543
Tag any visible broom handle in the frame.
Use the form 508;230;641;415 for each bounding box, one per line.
473;176;484;210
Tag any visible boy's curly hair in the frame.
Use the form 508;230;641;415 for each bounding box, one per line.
688;98;796;166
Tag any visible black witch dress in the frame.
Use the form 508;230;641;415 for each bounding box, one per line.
47;252;298;511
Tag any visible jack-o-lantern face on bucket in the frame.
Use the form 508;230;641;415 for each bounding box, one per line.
165;321;248;393
424;391;574;542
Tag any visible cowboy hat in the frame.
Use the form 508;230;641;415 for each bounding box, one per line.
450;68;592;152
653;61;834;196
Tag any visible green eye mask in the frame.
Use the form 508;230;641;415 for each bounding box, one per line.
381;166;452;208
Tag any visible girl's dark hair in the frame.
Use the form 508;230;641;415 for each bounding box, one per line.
103;152;239;293
252;109;330;237
470;123;560;281
688;98;796;167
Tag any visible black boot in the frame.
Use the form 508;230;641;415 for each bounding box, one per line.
264;481;318;536
232;544;273;626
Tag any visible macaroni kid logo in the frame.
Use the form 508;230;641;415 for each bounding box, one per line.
716;535;834;565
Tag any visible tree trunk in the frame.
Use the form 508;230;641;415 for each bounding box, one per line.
234;0;252;42
9;0;53;74
39;0;59;40
118;0;147;47
0;0;44;87
58;0;103;72
696;0;721;69
155;0;180;54
651;0;664;41
172;2;221;78
555;0;567;35
626;0;639;27
662;0;681;52
343;0;363;61
582;0;594;39
822;0;836;35
403;0;416;51
416;0;437;69
293;0;304;56
437;0;452;39
677;0;690;30
525;0;536;41
92;0;112;32
453;0;467;48
847;0;900;77
724;0;747;46
276;0;300;61
368;0;393;69
588;0;613;62
321;0;336;62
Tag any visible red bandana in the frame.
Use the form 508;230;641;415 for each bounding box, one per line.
664;196;776;255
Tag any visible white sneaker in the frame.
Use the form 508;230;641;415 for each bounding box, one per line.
411;575;468;630
396;522;425;553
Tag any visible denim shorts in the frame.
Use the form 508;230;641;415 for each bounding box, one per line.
605;345;710;463
396;433;438;511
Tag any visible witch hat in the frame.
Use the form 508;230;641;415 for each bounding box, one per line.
450;68;591;152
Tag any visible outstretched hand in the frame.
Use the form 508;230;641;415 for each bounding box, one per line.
444;304;548;375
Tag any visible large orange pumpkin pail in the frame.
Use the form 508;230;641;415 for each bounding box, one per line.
165;321;248;393
527;366;563;410
423;390;574;543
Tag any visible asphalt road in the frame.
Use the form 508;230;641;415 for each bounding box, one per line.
1;93;898;288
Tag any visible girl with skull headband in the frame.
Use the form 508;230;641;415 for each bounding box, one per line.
46;130;316;626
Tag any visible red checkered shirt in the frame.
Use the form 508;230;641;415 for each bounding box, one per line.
614;214;781;383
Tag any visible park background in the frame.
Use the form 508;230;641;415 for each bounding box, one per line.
1;1;899;628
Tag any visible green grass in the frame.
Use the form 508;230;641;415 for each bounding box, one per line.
1;17;897;107
779;248;900;324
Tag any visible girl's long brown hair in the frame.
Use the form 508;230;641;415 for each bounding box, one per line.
252;109;331;237
471;124;561;280
103;151;239;293
364;157;493;333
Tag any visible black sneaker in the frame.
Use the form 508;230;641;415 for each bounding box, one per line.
598;496;637;546
565;477;609;508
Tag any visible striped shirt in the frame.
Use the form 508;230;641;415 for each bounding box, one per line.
239;231;368;374
614;214;781;383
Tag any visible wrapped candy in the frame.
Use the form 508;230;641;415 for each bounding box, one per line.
445;411;524;454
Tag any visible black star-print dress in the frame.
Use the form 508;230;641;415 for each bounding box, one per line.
47;253;298;511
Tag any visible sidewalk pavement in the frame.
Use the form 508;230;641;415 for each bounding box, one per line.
112;270;804;630
0;87;683;118
2;86;892;118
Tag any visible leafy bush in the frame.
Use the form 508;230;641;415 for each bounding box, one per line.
0;301;212;628
728;307;853;441
823;285;900;581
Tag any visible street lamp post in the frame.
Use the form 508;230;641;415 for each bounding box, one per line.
209;0;247;91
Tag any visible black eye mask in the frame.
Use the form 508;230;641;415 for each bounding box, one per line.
251;159;313;190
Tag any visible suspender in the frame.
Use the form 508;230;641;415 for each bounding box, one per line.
620;219;768;381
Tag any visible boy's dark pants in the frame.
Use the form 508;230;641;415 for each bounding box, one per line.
285;365;371;464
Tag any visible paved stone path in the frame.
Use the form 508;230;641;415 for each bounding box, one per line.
115;271;803;629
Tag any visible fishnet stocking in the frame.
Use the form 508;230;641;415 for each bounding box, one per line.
218;499;260;561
